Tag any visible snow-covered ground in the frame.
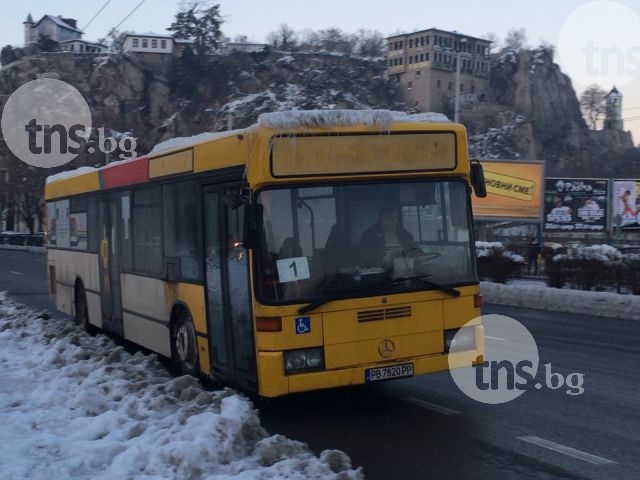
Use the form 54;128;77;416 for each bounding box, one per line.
0;293;362;480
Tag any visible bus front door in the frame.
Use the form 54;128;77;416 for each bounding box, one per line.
203;188;257;392
98;195;124;336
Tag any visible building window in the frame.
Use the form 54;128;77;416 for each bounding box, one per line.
416;70;421;76
460;84;464;92
142;38;148;48
152;39;158;48
80;44;84;52
420;54;424;62
426;36;430;45
421;37;425;46
409;39;413;48
426;53;429;61
161;39;167;49
133;38;139;47
448;82;453;90
471;85;475;93
409;56;413;64
437;79;441;88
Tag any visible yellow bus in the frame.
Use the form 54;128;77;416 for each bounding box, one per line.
45;110;486;397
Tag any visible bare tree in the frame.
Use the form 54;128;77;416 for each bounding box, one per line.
355;29;385;57
4;157;46;235
483;32;499;53
99;29;133;53
505;28;527;51
580;84;607;130
267;24;297;50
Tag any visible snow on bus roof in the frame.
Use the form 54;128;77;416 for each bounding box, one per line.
45;166;97;184
257;109;451;130
150;130;245;154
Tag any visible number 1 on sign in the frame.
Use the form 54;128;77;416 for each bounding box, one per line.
276;256;310;283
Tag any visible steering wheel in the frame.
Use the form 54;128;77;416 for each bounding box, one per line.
402;247;441;262
419;251;441;261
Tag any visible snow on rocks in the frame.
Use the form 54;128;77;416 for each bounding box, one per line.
0;293;363;479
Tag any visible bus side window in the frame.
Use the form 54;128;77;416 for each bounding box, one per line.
163;182;202;281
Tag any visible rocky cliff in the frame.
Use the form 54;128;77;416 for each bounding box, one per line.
464;47;638;177
0;44;637;177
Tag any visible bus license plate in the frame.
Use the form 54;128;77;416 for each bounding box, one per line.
365;363;414;383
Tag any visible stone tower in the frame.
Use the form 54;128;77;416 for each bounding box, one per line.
604;86;623;130
23;13;35;46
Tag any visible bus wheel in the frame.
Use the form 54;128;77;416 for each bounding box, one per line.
171;308;199;376
75;282;97;334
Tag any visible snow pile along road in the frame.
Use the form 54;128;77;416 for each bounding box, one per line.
481;281;640;321
0;293;362;480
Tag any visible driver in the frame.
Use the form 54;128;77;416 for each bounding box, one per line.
359;205;421;270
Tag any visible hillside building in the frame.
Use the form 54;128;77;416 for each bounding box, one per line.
122;33;194;56
385;28;491;115
59;39;108;54
23;14;83;45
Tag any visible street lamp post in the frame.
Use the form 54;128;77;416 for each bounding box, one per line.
454;38;467;123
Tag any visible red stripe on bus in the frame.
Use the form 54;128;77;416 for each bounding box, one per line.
101;157;149;189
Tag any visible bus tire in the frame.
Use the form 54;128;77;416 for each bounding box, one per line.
170;307;200;377
74;281;97;335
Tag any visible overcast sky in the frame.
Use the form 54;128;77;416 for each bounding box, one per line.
1;0;639;145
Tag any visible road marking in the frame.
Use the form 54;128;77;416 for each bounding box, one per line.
10;271;23;275
485;335;506;341
401;396;460;415
518;436;617;465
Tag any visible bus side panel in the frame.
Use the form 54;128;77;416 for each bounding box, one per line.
47;250;101;324
120;274;209;370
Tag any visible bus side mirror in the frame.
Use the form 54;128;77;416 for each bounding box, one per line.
470;159;487;198
222;191;244;209
243;203;263;249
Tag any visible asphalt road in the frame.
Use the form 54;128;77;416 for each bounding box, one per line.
0;248;52;312
2;248;639;479
258;307;640;480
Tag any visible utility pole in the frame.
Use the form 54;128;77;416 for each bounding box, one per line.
454;38;467;124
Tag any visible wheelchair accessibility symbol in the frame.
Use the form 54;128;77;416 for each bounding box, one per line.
295;316;311;334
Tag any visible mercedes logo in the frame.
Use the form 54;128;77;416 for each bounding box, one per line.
378;339;395;358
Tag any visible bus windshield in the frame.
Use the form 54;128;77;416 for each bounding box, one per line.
256;179;476;304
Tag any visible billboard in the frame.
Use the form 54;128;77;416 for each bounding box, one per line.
471;160;545;220
613;179;640;230
543;178;608;232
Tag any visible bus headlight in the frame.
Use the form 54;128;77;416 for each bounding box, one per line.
444;327;476;353
284;348;325;374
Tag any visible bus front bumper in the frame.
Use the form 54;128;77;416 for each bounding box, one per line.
256;328;484;398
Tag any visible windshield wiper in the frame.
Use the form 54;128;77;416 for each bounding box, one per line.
298;281;396;315
298;275;461;315
390;275;461;297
